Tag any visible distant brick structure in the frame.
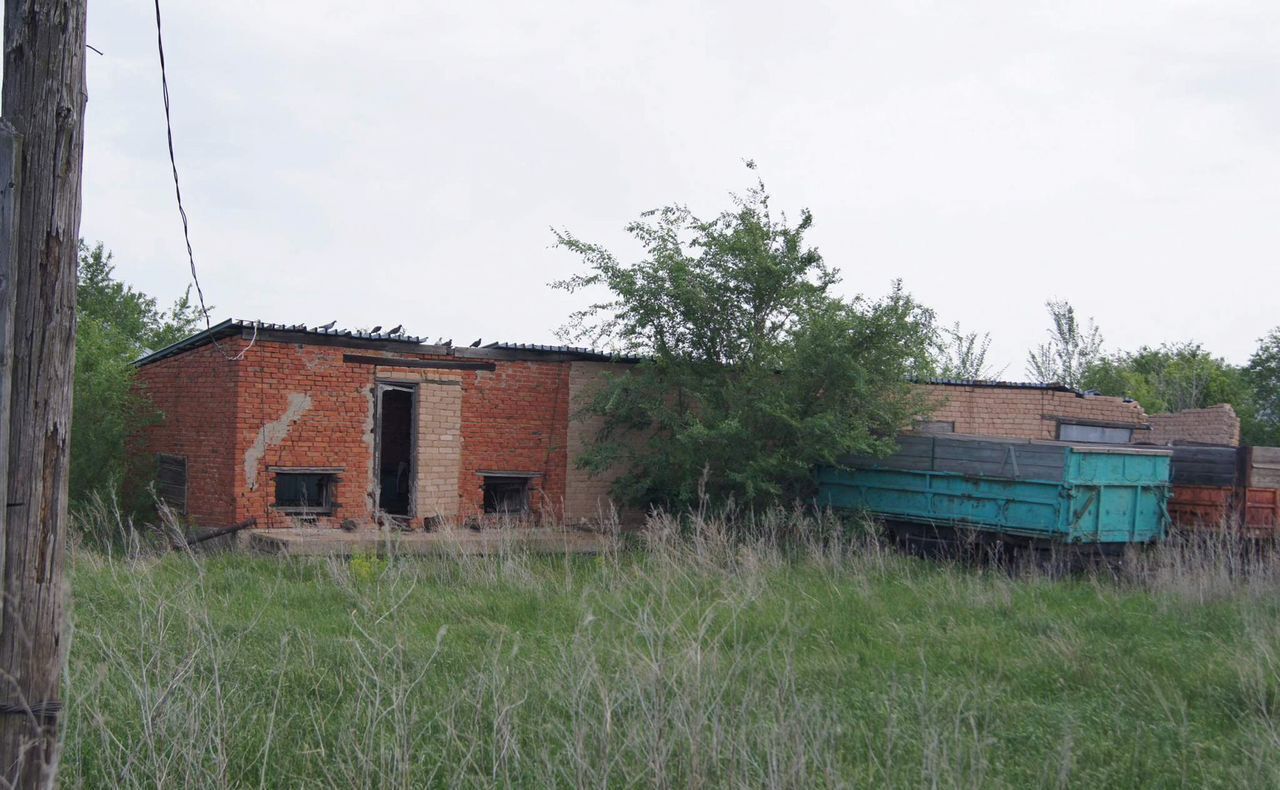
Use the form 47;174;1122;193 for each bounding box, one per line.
1139;404;1240;447
917;381;1150;441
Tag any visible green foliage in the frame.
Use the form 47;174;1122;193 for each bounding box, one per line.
1080;341;1276;443
1082;342;1251;412
1026;299;1104;388
1246;327;1280;445
71;242;203;505
553;168;935;510
349;552;389;583
933;321;1001;380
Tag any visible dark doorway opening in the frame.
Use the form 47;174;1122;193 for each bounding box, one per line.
376;384;415;517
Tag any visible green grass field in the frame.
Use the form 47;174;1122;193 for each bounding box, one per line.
61;515;1280;788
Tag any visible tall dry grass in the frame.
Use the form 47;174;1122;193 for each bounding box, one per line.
54;503;1280;788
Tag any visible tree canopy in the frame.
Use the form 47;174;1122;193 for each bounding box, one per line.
1081;343;1248;413
72;242;201;506
933;322;1000;380
1245;327;1280;446
1078;339;1280;446
553;169;936;511
1026;299;1103;389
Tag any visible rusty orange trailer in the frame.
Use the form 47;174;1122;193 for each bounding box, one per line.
1243;488;1280;535
1168;484;1235;529
1167;446;1280;538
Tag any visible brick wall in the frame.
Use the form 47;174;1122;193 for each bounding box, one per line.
917;383;1149;440
1141;404;1240;447
456;360;570;521
136;339;573;528
233;342;372;528
564;361;647;525
133;341;242;527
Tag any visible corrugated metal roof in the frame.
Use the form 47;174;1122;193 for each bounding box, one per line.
483;342;597;354
915;378;1083;395
481;341;635;361
134;321;642;367
135;319;430;366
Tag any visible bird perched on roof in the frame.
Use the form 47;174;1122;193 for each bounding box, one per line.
370;325;382;334
387;324;403;336
443;339;453;350
317;320;337;331
469;338;482;347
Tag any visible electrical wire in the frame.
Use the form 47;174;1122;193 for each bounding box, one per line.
153;0;255;361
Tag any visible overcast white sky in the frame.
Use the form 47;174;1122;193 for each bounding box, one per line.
77;1;1279;375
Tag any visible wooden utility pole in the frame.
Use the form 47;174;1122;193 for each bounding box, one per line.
0;0;88;786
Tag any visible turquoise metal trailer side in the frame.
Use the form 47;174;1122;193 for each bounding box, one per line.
817;436;1171;545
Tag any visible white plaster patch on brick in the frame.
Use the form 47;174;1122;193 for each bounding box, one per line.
243;392;313;490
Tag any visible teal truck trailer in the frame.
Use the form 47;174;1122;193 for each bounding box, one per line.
817;434;1172;548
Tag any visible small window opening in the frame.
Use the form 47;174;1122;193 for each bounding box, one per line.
155;454;187;514
483;476;531;515
915;420;955;435
274;472;337;515
1057;423;1133;444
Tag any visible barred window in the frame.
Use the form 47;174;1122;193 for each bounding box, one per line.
273;470;339;515
155;454;187;514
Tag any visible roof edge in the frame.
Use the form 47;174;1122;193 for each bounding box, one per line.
914;378;1086;396
133;320;643;367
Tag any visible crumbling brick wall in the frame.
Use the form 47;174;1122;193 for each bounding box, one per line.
135;339;572;529
917;383;1149;440
233;342;374;528
1140;404;1240;447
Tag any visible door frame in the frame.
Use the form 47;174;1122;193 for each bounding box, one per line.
373;380;418;520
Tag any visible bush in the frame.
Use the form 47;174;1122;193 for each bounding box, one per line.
554;167;935;511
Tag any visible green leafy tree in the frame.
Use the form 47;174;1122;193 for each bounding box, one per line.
1081;341;1270;444
72;242;202;505
1026;299;1103;388
933;322;1001;380
1246;328;1280;446
1082;343;1246;412
553;169;936;510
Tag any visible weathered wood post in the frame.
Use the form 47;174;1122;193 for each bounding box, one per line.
0;125;16;633
0;0;89;786
0;122;16;606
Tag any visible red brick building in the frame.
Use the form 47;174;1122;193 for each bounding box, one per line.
133;320;636;529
